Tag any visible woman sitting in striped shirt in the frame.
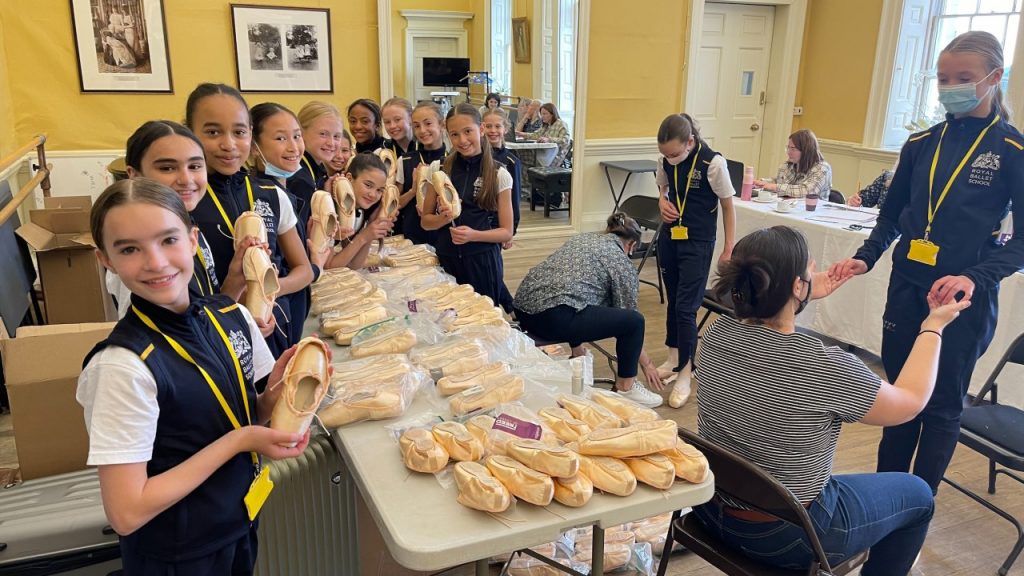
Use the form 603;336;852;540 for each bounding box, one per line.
693;225;969;575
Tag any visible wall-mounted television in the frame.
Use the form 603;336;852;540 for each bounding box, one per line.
422;57;470;87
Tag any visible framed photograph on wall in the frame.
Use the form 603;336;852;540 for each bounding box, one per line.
231;5;333;93
69;0;173;93
512;17;530;64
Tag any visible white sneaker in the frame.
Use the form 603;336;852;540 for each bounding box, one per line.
617;383;664;408
668;365;692;409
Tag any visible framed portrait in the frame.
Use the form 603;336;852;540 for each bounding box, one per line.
69;0;173;93
512;17;530;64
231;5;333;93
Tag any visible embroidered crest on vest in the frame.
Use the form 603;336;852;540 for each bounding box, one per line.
228;328;254;381
972;152;1000;171
253;198;275;232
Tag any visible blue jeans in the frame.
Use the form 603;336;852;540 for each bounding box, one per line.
693;473;934;575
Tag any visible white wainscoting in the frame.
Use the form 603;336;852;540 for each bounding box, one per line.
578;137;661;232
817;139;899;199
3;150;123;213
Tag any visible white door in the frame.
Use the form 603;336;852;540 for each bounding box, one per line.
411;36;459;102
692;3;774;169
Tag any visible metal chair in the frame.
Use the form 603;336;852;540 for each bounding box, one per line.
511;321;617;388
697;290;735;337
656;428;869;576
828;189;845;204
941;332;1024;576
618;195;665;303
726;159;744;196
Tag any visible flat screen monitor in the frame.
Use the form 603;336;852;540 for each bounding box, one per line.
422;57;470;87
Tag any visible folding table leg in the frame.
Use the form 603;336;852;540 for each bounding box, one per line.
476;558;489;576
592;525;605;575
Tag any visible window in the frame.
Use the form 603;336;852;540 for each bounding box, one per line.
490;0;512;95
881;0;1020;148
556;0;578;135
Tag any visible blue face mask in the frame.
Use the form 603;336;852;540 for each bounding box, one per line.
937;70;994;115
255;144;300;179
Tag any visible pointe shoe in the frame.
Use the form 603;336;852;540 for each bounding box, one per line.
332;319;393;347
575;530;636;553
537;407;592;443
330;360;410;386
330;354;411;382
399;428;449;473
242;246;279;324
320;304;388;336
381;183;401;220
660;437;711;483
506;439;580;478
233;211;267;249
415;282;474;302
508;557;573;576
557;394;624;430
271;337;330;446
553;473;593;507
382;253;440;268
656;348;679;381
449;374;525;416
375;148;399;184
625;453;676;489
454;461;511;513
350;325;418;358
434;290;494;310
310;189;339;253
312;286;387;316
330;175;357;231
318;386;405;427
465;414;496;447
590;389;659;425
668;364;692;409
484;455;554;506
633;514;672;547
412;341;488;372
576;419;678;458
578;455;636;496
432;421;485;462
437;362;510;396
573;543;632;573
432;171;461;218
382;234;411;247
413;163;433;208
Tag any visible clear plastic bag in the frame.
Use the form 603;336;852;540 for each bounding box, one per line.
316;361;429;429
348;314;447;359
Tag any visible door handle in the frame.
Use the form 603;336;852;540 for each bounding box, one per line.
750;123;760;131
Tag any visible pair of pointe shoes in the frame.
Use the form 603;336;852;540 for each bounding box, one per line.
413;161;440;208
321;304;389;345
454;461;511;513
437;361;509;396
319;384;407;428
309;190;338;253
432;421;485;462
589;389;659;425
557;394;624;430
485;455;554;506
411;340;488;374
575;419;678;458
537;407;592;443
328;175;357;232
449;374;524;416
350;324;418;358
422;170;461;219
506;439;579;479
660;437;711;483
329;354;411;385
400;428;449;473
271;337;330;446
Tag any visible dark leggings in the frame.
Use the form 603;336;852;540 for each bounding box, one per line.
658;229;716;370
515;304;645;379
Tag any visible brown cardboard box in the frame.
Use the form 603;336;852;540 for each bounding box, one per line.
15;196;116;324
0;322;116;480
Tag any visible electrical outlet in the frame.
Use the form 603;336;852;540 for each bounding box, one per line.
793;106;804;116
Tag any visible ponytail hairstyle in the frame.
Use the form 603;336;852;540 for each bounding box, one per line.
443;103;501;212
347;98;383;137
605;212;641;245
125;120;202;171
712;226;810;321
657;113;702;147
185;83;249;131
249;102;299;171
91;178;192;253
788;129;824;175
942;30;1010;122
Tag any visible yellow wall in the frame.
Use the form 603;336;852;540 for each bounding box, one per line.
511;0;534;98
1;0;378;151
0;13;16;157
390;0;483;99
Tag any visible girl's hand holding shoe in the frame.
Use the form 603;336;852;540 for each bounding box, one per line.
306;237;331;269
360;218;392;242
236;426;310;460
255;315;276;339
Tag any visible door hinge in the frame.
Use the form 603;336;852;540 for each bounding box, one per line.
759;91;766;106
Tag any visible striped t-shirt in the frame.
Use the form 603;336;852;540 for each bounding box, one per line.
695;316;881;505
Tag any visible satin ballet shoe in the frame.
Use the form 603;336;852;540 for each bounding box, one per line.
413;163;433;208
450;311;507;331
575;530;636;554
330;354;411;382
537;407;592;443
412;340;487;369
318;266;360;282
320;304;388;336
589;389;659;425
454;461;511;513
449;374;525;416
576;419;678;458
375;148;399;184
233;211;267;249
399;428;449;473
330;175;357;232
432;170;461;218
557;394;624;430
242;246;279;324
625;453;676;490
432;421;485;462
573;543;632;573
330;361;411;387
363;252;384;267
434;289;493;310
432;349;489;378
309;281;371;306
332;319;393;347
632;514;672;546
350;325;418;358
312;286;387;316
578;455;636;497
437;362;510;396
310;189;339;253
312;273;367;292
382;234;411;247
552;473;593;507
465;414;496;447
485;455;554;506
415;282;474;302
382;253;440;268
506;439;580;478
381;183;401;220
668;366;692;409
271;337;330;445
660;437;711;483
318;386;405;428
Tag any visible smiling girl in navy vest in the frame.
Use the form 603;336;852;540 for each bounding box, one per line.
422;103;515;307
395;101;447;245
324;153;395;269
831;31;1024;493
78;179;311;574
348;98;386;153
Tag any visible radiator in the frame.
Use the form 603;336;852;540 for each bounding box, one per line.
256;434;359;576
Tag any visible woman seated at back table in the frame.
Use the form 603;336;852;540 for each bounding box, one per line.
516;103;571;168
693;225;968;574
513;213;665;408
848;167;896;208
754;129;832;198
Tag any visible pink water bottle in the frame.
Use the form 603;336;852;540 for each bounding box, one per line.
740;166;754;201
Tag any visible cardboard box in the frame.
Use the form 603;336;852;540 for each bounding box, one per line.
0;322;116;480
15;196;116;324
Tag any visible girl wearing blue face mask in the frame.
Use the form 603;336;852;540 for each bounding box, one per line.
655;113;736;409
830;31;1024;493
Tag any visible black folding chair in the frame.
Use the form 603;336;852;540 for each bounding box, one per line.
656;428;868;576
726;159;744;196
941;332;1024;576
618;195;665;303
697;290;735;337
828;189;846;204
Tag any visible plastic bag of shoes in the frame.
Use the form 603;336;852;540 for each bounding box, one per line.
449;374;525;416
399;428;449;473
576;420;678;458
537;407;592;443
242;246;280;324
330;354;412;384
318;385;406;428
330;360;411;388
589;389;659;425
309;189;339;253
575;530;636;555
320;303;388;336
432;170;462;218
415;282;474;302
465;414;496;447
350;323;418;358
432;421;485;462
660;437;711;483
572;542;632;572
507;556;575;576
553;473;593;507
492;542;557;564
271;337;329;446
506;439;580;478
632;513;672;549
412;340;488;371
454;461;511;513
233;210;267;249
625;453;676;490
578;454;636;497
437;362;510;396
485;455;554;506
557;394;624;430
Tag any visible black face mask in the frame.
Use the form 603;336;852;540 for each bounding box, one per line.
795;276;812;315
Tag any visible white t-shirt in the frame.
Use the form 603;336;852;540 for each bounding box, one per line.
77;304;274;466
655;154;733;199
274;186;298;233
496;166;514;194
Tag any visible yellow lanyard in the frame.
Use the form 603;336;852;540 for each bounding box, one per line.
302;156;316;180
925;115;999;239
132;305;258;468
672;143;702;224
193;238;214;296
205;176;254;236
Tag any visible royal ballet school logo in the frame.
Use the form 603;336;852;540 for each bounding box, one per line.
969;151;1000;187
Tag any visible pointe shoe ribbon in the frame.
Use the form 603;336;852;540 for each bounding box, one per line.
432;421;485;462
576;419;678;458
557;394;624;430
625;453;676;489
432;171;461;218
233;211;267;249
537;407;592;443
375;148;399;185
309;190;339;253
485;455;554;506
454;461;512;513
506;439;580;478
553;473;594;507
578;455;636;497
660;437;711;483
242;246;279;324
400;428;449;473
329;175;357;232
590;389;659;425
271;337;330;446
449;374;525;416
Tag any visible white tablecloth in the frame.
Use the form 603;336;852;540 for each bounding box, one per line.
507;140;558;167
711;199;1024;409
